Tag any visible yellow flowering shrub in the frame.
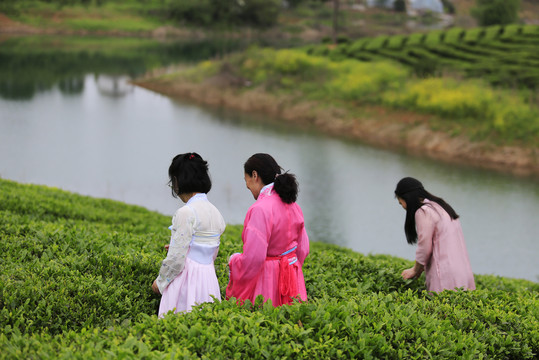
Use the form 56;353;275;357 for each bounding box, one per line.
327;60;408;101
383;78;495;118
382;77;539;141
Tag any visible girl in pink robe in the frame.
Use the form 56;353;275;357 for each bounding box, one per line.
226;153;309;306
395;177;475;292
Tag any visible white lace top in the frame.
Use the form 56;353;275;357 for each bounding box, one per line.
155;193;226;294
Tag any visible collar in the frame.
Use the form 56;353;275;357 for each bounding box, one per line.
187;193;208;204
258;183;274;199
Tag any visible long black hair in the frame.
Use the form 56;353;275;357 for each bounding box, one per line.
168;152;212;198
244;153;299;204
394;177;459;245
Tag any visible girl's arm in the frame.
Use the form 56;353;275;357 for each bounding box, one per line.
297;224;309;266
154;207;195;294
229;207;269;282
414;206;436;267
401;206;435;280
293;204;310;266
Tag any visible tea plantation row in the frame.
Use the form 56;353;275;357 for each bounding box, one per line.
308;24;539;89
1;178;538;358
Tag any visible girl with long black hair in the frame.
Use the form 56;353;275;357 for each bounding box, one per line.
395;177;475;292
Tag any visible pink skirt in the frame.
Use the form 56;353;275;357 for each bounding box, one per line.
158;256;221;317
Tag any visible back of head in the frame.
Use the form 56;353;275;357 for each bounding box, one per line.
395;177;424;199
168;152;212;197
244;153;299;204
394;176;458;244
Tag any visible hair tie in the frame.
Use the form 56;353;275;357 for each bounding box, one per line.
189;154;195;160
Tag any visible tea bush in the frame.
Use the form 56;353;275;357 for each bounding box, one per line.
306;24;539;91
1;179;538;358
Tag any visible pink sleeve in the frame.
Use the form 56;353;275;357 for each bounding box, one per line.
296;207;309;265
229;206;269;282
415;206;435;266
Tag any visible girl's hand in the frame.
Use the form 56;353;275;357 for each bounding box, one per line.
151;280;160;294
228;253;240;263
164;244;170;251
401;268;418;279
401;262;424;280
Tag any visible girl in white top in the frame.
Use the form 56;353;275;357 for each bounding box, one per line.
152;153;226;316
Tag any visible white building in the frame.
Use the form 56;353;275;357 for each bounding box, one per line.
365;0;444;14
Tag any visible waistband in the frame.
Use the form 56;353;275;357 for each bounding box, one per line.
266;246;297;265
187;241;219;265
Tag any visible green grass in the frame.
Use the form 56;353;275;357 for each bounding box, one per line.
0;0;169;33
1;178;538;358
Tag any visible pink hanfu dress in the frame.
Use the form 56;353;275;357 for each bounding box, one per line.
155;193;226;317
415;199;475;292
226;184;310;306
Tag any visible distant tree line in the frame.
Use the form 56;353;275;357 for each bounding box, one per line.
0;0;287;28
165;0;282;28
0;0;523;28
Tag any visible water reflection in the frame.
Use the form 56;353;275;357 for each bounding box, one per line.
96;75;134;98
0;35;250;100
0;35;307;100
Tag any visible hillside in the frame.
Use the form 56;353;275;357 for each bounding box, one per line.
1;178;538;358
1;0;538;40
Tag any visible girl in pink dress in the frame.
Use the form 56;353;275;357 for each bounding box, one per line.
226;153;310;306
152;153;226;316
395;177;475;292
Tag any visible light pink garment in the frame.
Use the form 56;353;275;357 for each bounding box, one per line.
156;194;225;317
159;257;221;316
226;184;310;306
415;199;475;292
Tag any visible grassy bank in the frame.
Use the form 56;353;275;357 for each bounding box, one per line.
154;44;539;146
0;0;168;34
1;178;538;358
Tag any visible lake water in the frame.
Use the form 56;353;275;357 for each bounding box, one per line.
1;37;538;283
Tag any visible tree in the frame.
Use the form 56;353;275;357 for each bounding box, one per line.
471;0;520;26
332;0;339;44
394;0;406;12
238;0;281;28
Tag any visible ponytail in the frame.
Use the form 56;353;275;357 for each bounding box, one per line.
274;172;298;204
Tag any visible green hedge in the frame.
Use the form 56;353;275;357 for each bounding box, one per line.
306;24;539;90
1;179;538;358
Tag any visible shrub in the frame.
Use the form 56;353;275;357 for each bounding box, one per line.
381;77;539;142
441;0;455;14
471;0;521;26
394;0;406;12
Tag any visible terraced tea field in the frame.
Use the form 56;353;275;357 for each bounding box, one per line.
307;24;539;90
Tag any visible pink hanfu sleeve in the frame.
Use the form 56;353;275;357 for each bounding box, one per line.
296;224;309;266
415;206;436;267
226;207;270;300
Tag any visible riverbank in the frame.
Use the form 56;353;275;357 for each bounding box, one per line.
134;68;539;179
